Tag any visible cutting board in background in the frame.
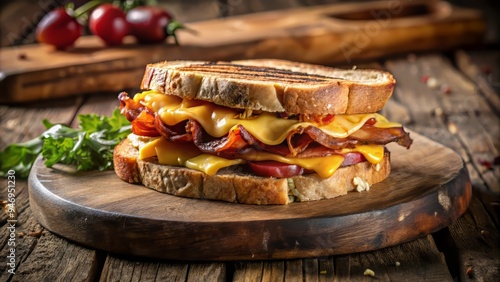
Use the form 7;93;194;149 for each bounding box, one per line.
0;0;485;103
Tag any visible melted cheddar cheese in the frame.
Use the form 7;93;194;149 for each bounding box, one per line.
132;90;392;178
135;134;385;178
134;91;401;145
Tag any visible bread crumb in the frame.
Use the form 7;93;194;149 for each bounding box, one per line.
427;77;439;89
374;163;381;172
448;122;458;134
395;261;401;266
320;270;327;275
432;107;444;117
353;176;370;192
364;269;375;276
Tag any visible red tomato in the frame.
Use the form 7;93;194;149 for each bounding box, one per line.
248;161;304;178
89;4;129;46
36;8;82;50
127;6;172;43
341;152;366;166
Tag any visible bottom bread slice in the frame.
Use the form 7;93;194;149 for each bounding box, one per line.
113;138;391;205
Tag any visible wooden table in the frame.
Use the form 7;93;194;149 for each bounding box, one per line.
1;49;499;281
1;0;499;280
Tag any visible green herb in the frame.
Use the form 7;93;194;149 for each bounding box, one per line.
0;108;131;178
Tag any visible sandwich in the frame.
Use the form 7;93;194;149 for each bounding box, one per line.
113;59;412;205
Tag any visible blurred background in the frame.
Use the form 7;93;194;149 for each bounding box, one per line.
1;0;499;47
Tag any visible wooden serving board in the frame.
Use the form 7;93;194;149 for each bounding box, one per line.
28;131;471;261
0;0;484;103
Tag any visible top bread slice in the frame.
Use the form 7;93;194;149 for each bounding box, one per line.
140;59;396;115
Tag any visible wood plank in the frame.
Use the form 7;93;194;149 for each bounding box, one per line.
99;255;191;282
262;261;285;282
233;262;264;282
333;236;453;281
385;53;500;280
0;0;485;103
452;196;500;281
433;195;500;282
9;219;101;282
285;259;303;281
0;91;87;280
385;54;499;195
455;50;500;115
186;263;226;282
0;182;41;281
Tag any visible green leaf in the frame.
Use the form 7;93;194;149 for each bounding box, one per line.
0;138;43;178
1;108;132;179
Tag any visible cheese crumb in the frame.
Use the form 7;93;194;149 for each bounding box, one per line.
364;269;375;276
374;163;381;172
353;177;370;192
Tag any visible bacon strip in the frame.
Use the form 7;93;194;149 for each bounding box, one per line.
118;92;413;158
188;120;249;158
119;92;160;137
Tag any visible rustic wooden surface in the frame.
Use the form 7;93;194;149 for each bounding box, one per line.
0;0;485;103
1;0;499;280
1;50;498;281
27;130;471;261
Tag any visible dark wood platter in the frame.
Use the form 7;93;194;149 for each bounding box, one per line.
28;131;471;261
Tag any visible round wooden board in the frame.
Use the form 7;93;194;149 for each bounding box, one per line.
28;131;471;261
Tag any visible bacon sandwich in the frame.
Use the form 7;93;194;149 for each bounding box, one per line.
114;59;412;205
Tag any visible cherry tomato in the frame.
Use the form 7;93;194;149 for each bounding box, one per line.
89;4;129;46
36;8;82;50
248;161;304;178
127;6;172;44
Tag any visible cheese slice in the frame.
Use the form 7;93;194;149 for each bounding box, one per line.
135;135;385;177
132;90;391;178
185;155;245;176
134;91;402;146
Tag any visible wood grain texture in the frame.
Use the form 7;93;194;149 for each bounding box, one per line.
334;236;453;281
455;50;500;115
27;131;471;261
1;50;498;280
0;0;485;103
441;196;500;281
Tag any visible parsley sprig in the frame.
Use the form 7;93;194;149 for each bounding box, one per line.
0;108;131;178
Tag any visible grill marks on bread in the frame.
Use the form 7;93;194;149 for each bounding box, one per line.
177;63;335;84
141;60;396;115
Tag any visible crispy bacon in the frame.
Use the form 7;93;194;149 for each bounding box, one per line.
131;110;160;137
155;114;192;142
287;124;412;155
119;92;160;137
119;92;413;158
188;120;249;158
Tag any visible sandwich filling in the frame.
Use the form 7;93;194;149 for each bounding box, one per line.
119;91;412;178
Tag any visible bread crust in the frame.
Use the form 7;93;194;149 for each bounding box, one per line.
140;59;395;115
113;138;391;205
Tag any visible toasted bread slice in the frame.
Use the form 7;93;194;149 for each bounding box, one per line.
114;138;391;205
140;59;395;115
